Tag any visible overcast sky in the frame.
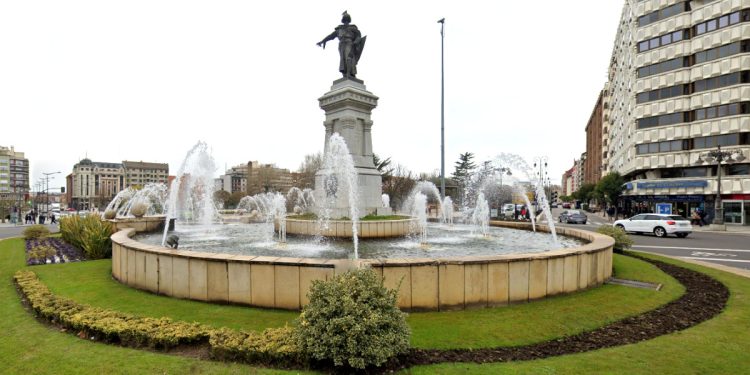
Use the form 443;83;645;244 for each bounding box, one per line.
1;1;624;191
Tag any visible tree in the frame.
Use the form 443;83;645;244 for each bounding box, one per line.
296;153;323;190
213;190;231;208
573;183;597;204
595;172;626;213
373;154;393;179
451;152;476;206
225;191;246;209
382;164;417;210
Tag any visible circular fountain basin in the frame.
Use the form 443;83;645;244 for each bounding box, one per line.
282;217;416;238
111;218;614;312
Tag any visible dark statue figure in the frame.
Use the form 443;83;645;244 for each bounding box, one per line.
317;11;367;79
166;234;179;249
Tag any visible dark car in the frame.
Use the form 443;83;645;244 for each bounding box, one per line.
559;209;587;224
562;203;571;209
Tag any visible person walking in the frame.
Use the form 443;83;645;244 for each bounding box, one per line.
50;213;57;225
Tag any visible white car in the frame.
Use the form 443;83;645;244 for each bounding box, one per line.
613;213;692;238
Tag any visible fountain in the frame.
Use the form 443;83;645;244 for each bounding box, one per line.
108;17;614;312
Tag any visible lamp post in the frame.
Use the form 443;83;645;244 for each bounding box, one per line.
438;17;446;199
494;167;512;217
533;157;549;208
42;171;61;219
695;145;745;229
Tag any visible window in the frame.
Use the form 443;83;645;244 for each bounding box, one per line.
639;3;689;27
727;164;750;175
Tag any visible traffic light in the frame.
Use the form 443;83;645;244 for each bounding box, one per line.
551;191;558;202
61;186;65;193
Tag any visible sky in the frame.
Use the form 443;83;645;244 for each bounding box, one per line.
1;1;624;191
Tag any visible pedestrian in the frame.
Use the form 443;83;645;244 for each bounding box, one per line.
520;207;527;221
514;207;519;221
698;208;707;226
50;213;57;224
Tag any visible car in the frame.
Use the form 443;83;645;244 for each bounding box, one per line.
562;202;571;209
501;203;516;219
559;209;587;224
613;213;692;238
550;202;558;208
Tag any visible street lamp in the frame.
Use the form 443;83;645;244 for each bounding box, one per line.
533;157;549;206
494;167;512;217
694;145;745;229
438;17;446;199
42;171;61;220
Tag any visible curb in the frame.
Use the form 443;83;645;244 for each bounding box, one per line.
630;249;750;279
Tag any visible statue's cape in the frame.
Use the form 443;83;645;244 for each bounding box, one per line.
353;35;366;63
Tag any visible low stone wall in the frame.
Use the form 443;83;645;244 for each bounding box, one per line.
111;221;613;311
281;218;416;238
108;216;167;233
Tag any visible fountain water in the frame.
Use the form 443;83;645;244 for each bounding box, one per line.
411;192;428;244
272;193;287;243
286;187;315;215
381;194;390;210
317;133;360;258
402;181;444;222
472;193;490;237
442;196;454;224
162;141;218;246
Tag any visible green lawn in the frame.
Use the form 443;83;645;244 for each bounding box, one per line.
3;235;747;374
0;237;301;375
408;252;750;374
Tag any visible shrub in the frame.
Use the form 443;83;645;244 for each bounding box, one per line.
60;215;85;250
296;267;410;370
103;210;117;220
14;270;211;349
209;327;301;365
597;225;633;253
60;214;114;259
23;225;50;240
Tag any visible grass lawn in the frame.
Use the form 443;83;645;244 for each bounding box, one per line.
408;251;750;374
3;235;748;374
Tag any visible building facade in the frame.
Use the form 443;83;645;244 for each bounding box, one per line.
585;90;606;185
608;0;750;224
70;158;169;211
122;161;169;187
0;146;29;219
218;164;248;194
561;164;578;196
246;161;294;196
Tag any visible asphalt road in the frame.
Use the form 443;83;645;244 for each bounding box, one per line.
0;224;59;240
550;207;750;271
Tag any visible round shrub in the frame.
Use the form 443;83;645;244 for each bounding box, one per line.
103;210;117;220
597;225;633;253
23;225;50;240
296;267;410;370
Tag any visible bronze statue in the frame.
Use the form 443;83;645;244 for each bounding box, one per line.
317;11;367;79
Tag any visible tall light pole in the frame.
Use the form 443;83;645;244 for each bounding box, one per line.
42;171;60;219
438;17;445;199
695;146;745;229
534;156;549;208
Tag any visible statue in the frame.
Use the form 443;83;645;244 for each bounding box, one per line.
317;11;367;79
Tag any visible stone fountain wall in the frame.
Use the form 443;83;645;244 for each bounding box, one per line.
111;220;614;311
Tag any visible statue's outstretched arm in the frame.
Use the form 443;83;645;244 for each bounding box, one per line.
317;31;337;48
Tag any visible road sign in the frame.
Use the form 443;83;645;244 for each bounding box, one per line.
655;203;672;215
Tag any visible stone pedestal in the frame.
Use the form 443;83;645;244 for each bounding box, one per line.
315;78;391;218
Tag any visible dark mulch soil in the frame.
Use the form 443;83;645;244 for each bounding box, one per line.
372;254;729;373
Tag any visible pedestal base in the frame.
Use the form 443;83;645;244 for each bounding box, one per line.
709;224;727;231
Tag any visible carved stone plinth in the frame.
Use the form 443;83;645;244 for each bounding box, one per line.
315;78;391;218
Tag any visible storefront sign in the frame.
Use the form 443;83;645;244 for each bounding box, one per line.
636;180;708;189
625;195;705;202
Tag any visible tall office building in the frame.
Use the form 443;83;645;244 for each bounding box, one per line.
606;0;750;225
0;146;29;215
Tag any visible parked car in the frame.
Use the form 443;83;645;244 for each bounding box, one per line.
501;203;516;219
559;210;587;224
562;202;571;209
613;213;692;238
550;202;558;208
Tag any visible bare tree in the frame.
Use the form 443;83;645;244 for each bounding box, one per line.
382;164;417;211
296;152;323;189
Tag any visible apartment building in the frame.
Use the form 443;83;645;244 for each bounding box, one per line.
122;161;169;186
614;0;750;224
246;161;294;196
0;146;29;216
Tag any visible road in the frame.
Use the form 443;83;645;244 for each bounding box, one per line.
550;207;750;271
0;224;59;240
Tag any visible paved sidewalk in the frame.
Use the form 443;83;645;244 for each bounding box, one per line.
692;225;750;234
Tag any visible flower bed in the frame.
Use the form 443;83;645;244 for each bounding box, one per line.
25;238;85;266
